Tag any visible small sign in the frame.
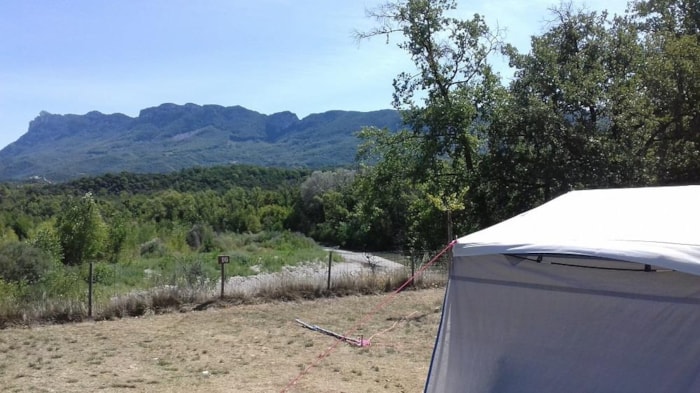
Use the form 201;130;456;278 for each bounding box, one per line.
218;255;230;264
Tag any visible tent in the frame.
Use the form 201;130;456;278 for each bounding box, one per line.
425;185;700;393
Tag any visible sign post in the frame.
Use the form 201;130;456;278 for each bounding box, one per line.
218;255;230;299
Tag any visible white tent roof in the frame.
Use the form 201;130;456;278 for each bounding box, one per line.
454;185;700;275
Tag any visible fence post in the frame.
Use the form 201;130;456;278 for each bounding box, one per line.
411;254;416;287
88;261;94;318
327;251;333;290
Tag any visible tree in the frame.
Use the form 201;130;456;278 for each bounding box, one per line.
632;0;700;183
356;0;504;249
259;204;291;232
475;5;658;224
106;212;128;263
28;220;63;263
357;0;502;182
354;127;419;250
0;225;19;245
632;0;699;36
298;169;356;227
55;192;107;266
353;127;464;251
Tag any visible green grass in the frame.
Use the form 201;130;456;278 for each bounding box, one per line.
2;230;429;327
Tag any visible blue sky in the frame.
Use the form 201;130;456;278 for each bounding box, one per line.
0;0;628;150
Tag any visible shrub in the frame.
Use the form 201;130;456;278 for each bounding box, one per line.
140;238;167;257
185;224;214;251
0;226;19;245
0;278;22;306
80;262;116;285
0;242;53;284
28;222;63;263
37;267;84;299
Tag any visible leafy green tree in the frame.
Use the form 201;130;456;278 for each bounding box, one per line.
309;190;353;246
358;0;502;181
55;192;107;266
299;170;355;220
355;0;506;249
28;220;63;263
243;208;262;233
7;214;32;240
106;212;129;263
632;0;698;35
259;204;291;232
632;0;700;183
353;127;420;250
476;6;655;224
0;225;19;245
295;169;357;243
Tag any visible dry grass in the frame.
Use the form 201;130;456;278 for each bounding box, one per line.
0;260;446;327
0;288;445;393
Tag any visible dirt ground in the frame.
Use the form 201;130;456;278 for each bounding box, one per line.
0;288;445;393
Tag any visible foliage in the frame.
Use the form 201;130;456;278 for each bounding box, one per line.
633;0;700;183
0;225;19;245
353;128;422;249
299;169;356;222
139;238;168;257
0;0;699;327
351;0;700;243
55;192;107;265
0;278;21;305
475;6;644;223
28;220;63;263
354;0;506;248
259;204;291;232
185;224;214;251
296;169;360;247
38;266;84;299
0;242;53;284
359;0;502;179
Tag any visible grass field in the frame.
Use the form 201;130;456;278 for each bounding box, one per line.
0;288;445;393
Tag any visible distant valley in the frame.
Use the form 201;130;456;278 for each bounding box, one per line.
0;103;403;182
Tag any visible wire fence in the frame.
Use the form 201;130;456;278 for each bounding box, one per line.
0;248;451;325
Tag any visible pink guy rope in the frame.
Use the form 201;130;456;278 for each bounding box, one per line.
279;240;457;392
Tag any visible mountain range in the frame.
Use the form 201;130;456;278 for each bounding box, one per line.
0;103;403;182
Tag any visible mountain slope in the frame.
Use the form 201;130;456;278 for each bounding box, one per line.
0;104;403;182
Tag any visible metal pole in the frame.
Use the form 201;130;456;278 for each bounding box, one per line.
88;261;94;318
411;254;415;287
327;251;332;290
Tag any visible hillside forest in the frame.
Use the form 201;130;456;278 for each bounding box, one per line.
0;0;698;322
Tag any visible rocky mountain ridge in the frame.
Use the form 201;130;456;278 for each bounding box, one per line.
0;103;402;182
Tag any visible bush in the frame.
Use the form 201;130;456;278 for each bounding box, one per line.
140;238;167;257
176;256;217;288
0;242;53;284
0;278;23;306
37;267;84;299
29;223;63;263
185;224;215;251
80;262;116;285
